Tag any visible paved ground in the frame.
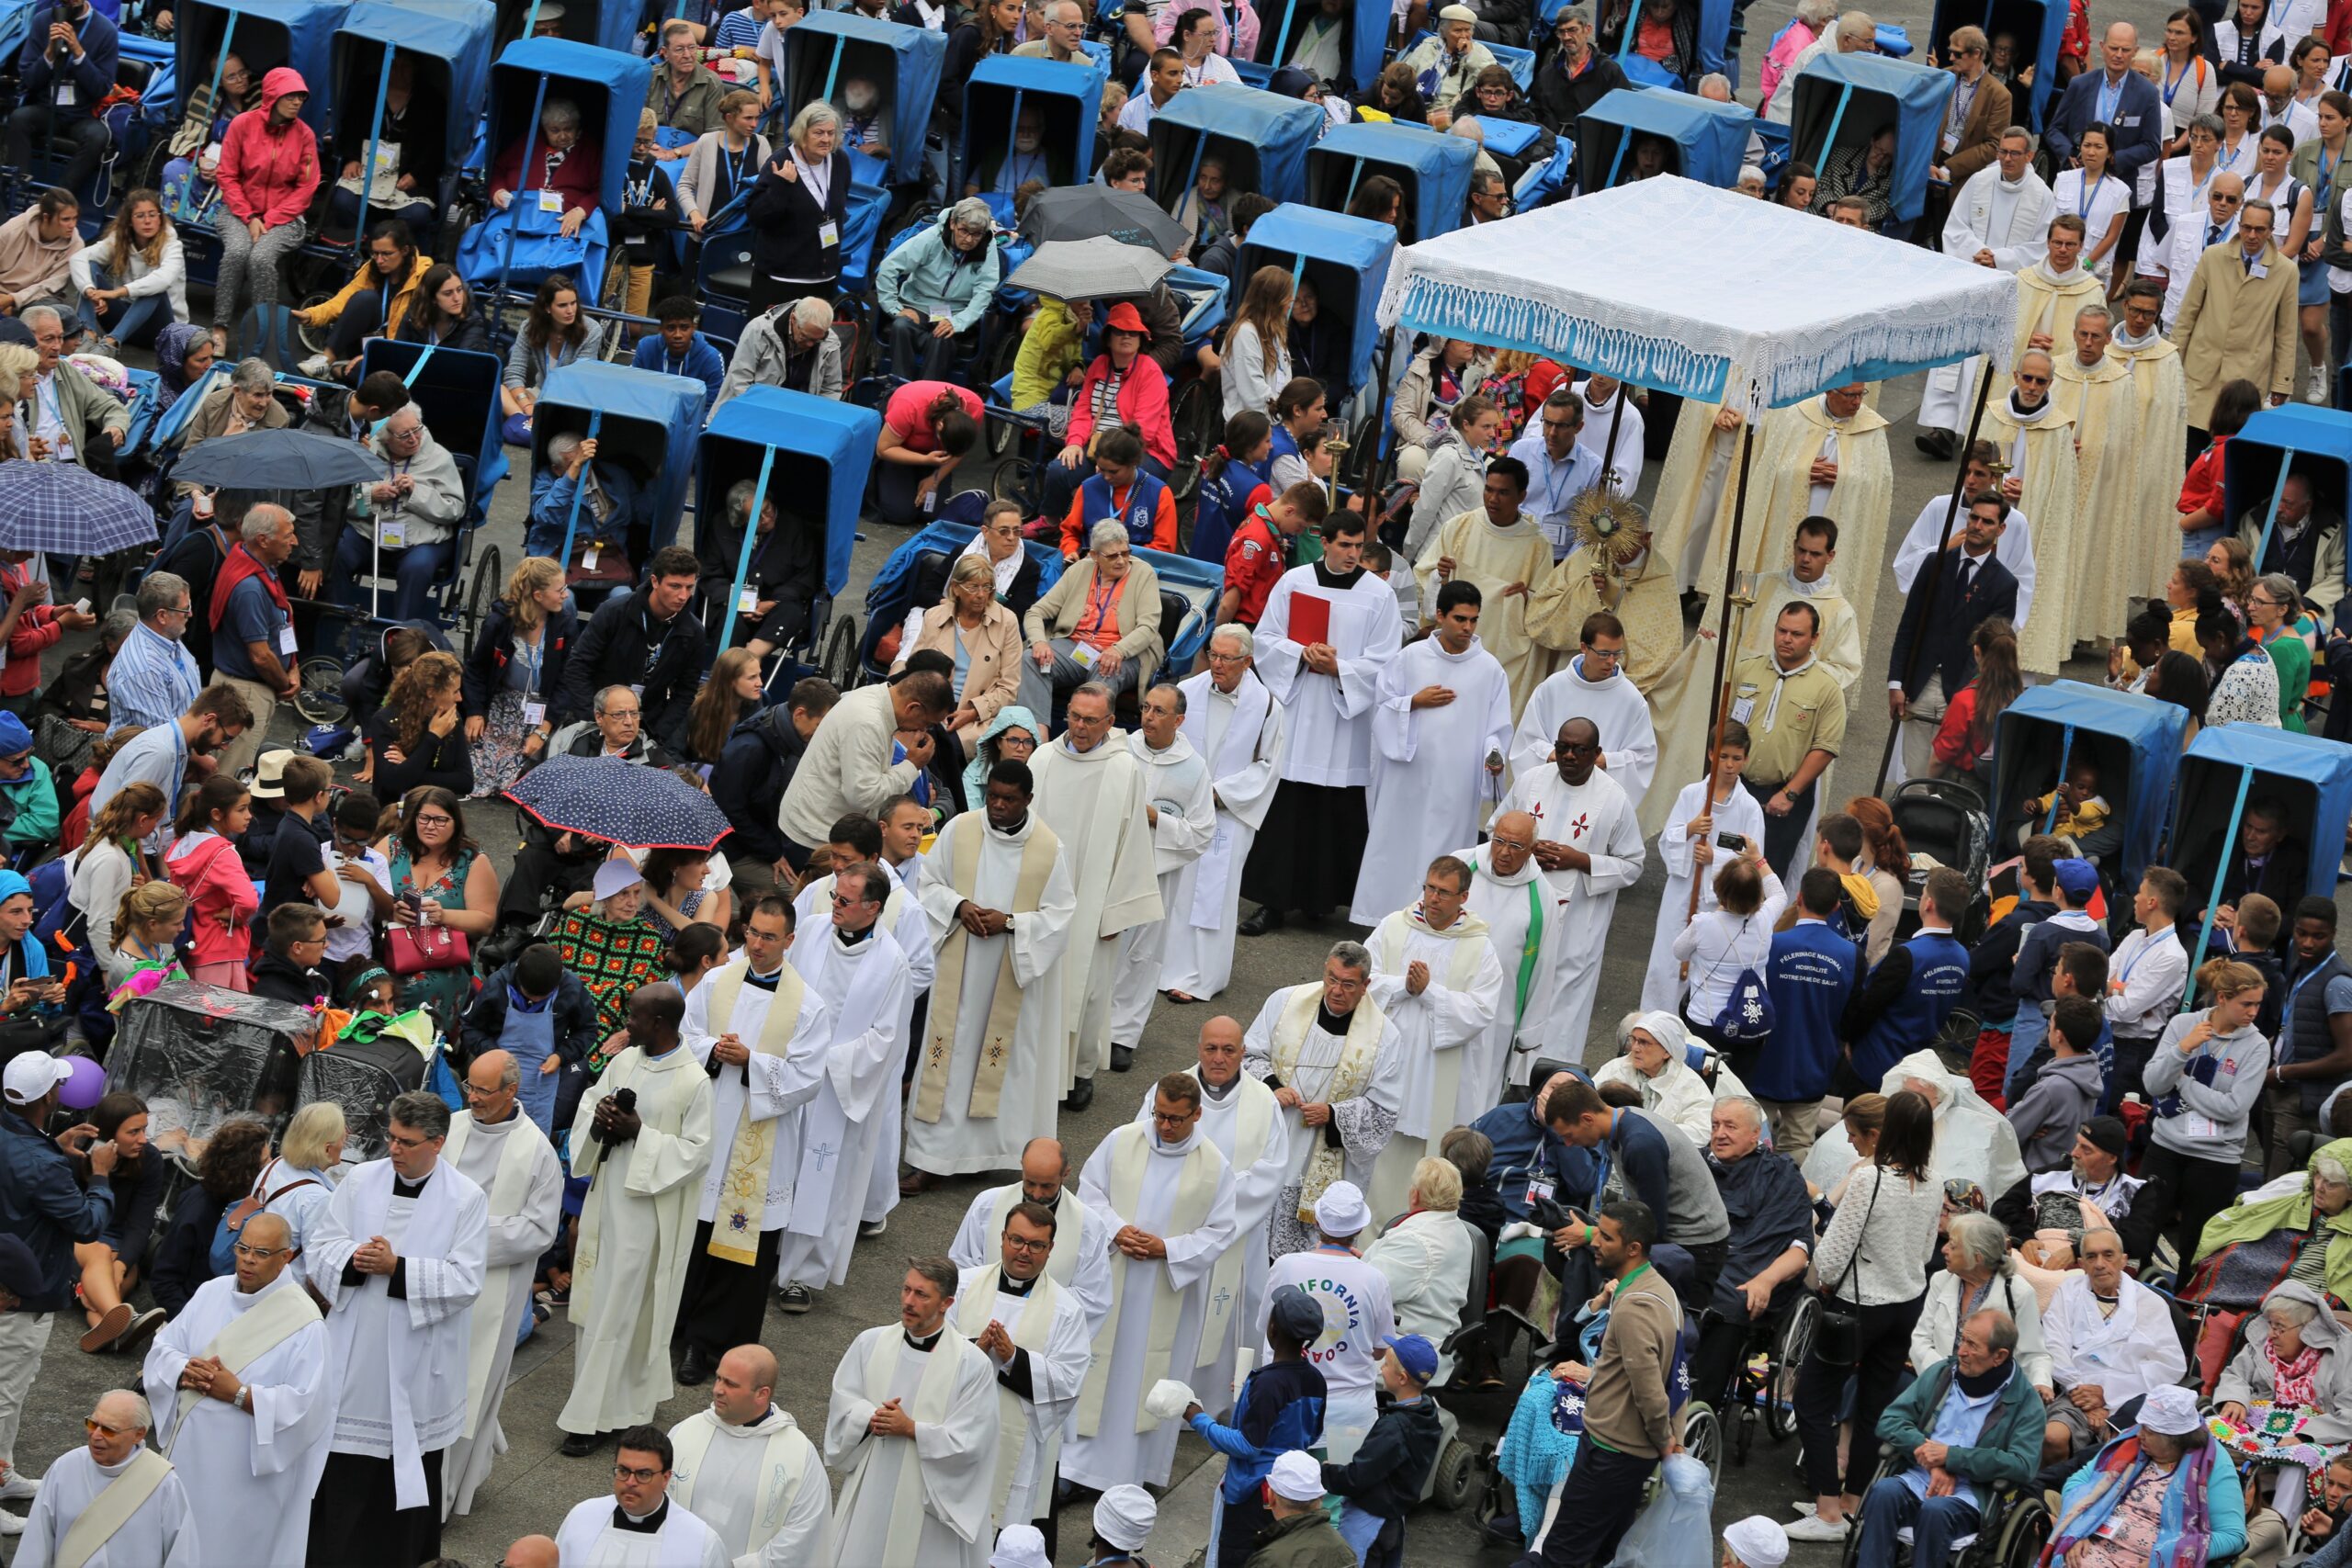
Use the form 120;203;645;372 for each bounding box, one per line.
0;0;2262;1555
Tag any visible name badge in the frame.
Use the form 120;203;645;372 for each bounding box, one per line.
2250;261;2269;278
277;625;299;659
2118;114;2140;126
1525;1177;1555;1206
537;188;563;214
54;83;74;107
738;588;759;615
581;544;600;571
521;701;546;728
817;220;840;248
379;516;408;550
1729;695;1755;724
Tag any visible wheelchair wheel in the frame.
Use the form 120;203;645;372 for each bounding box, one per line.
293;290;334;357
466;544;503;644
991;456;1035;508
1767;1293;1817;1443
821;613;861;691
1679;1402;1722;1491
1429;1436;1476;1510
1982;1491;2052;1568
292;656;352;728
1169;377;1210;502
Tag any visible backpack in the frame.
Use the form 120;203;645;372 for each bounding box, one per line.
1712;964;1775;1043
209;1174;318;1274
28;853;81;958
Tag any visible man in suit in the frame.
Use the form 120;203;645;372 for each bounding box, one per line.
2183;797;2310;953
2175;196;2301;440
1926;26;2015;241
2043;21;2164;261
1887;489;2018;780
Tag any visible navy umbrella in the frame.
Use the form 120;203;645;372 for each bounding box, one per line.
0;460;155;556
169;428;389;491
504;755;731;851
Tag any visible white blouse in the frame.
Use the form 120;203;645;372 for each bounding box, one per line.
2050;169;2133;280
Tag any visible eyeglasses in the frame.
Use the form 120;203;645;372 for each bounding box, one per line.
1582;644;1623;661
999;733;1037;749
1205;650;1249;665
156;604;192;620
387;1131;435;1152
84;1420;136;1437
413;812;455;827
461;1080;513;1098
231;1242;288;1260
1555;739;1601;755
831;891;876;908
612;1463;667;1483
1003;1233;1050;1252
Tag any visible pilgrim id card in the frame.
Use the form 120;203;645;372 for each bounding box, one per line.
277;625;300;659
537;188;563;214
1730;685;1757;725
1525;1176;1556;1208
818;220;840;248
739;588;759;615
582;544;600;571
521;702;546;728
379;517;408;550
55;83;74;107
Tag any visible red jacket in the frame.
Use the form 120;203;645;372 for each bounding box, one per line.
166;830;255;971
1223;511;1289;624
216;67;321;228
2180;432;2229;520
0;560;60;700
490;134;605;219
1068;352;1177;470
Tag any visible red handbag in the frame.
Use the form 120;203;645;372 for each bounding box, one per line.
385;922;469;976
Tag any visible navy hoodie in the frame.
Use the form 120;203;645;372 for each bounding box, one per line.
1752;919;1860;1100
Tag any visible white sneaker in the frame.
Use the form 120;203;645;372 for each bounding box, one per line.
0;1510;24;1537
0;1471;36;1502
858;1217;888;1237
299;352;332;379
1784;1515;1850;1542
2311;366;2330;403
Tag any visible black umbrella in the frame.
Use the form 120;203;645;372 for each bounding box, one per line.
169;428;390;490
1018;185;1191;259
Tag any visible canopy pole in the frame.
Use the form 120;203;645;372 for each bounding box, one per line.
178;11;241;222
718;445;779;653
2037;725;2076;836
2187;768;2256;1010
2253;447;2296;572
556;408;605;571
1679;401;1761;975
1596;375;1627;492
1872;361;1994;795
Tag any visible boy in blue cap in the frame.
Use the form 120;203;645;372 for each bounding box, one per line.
1187;1282;1328;1568
1321;1333;1445;1566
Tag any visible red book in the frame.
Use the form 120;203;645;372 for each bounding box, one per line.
1288;592;1332;647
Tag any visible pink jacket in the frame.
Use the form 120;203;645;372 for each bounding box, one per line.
1758;19;1818;106
166;831;255;971
216;67;320;227
1069;352;1177;470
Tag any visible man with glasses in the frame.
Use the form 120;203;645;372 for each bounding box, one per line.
1918;127;2052;461
950;1137;1115;1339
663;1345;832;1564
1467;166;1511;224
1499;716;1645;1059
1508;389;1602;565
1532;8;1622;135
1981;349;2080;673
106;571;201;735
1458;812;1565;1100
1012;0;1087;61
141;1211;333;1564
953;1200;1092;1546
9;1390;198;1566
2237;473;2346;615
553;1424;729;1566
20;300;126;473
2155;172;2245;334
437;1050;563;1520
306;1089;491;1566
1160;626;1284;1005
335;400;468;633
1926;28;2013;221
1514;608;1658;811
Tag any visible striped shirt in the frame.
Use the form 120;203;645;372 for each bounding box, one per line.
712;6;763;50
106;621;201;736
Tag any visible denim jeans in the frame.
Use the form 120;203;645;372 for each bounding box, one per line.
1856;1479;1981;1568
333;524;453;636
77;264;174;347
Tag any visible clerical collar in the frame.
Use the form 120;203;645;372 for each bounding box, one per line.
1312;561;1365;590
394;1170;432;1198
746;964;783;992
838;922;876;947
999;1269;1040;1297
991;813;1031;836
904;1325;945;1351
1200;1072;1239;1101
1316;1002;1353;1033
613;1499;670;1533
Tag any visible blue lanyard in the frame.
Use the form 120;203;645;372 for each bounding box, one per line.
1540;449;1577;518
2076;172;2104;219
515;631;544;699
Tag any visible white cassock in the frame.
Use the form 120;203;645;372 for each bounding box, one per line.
1575;382;1646;495
952;1261;1093;1529
12;1448;199;1568
1893;493;2036;634
1510;654;1659;810
824;1321;1002;1568
437;1107;562;1518
1351;633;1513;924
1110;728;1216;1045
949;1183;1116;1340
552;1496;729;1568
560;1043;714;1435
775;922;912;1291
1241;984;1406;1258
1135;1066;1291;1414
305;1156;488;1515
1982;393;2079;675
1032;731;1164;1087
910;811;1076;1177
1409;512;1555;714
1159;668;1286;1002
1363;907;1504;1222
1639;780;1768;1014
1060;1122;1238;1491
667;1404;834;1568
1918;164;2056;431
1456;840;1568;1096
141;1271;332;1568
1504;762;1645;1059
682;958;832;1249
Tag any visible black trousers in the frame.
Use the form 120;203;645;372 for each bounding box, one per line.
1240;780;1370;917
1217;1489;1275;1568
306;1448;444;1568
1689;1312;1755;1414
1793;1293;1923;1501
1744;775;1819;880
1527;1439;1658;1567
2128;1139;2245;1276
497;838;603;922
5;104;108;195
1679;1238;1728;1316
673;1218;781;1359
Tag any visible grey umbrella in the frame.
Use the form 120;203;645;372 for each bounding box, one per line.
1006;236;1176;301
1017;184;1192;257
169;428;390;490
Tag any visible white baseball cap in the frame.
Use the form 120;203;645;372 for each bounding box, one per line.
1268;1450;1324;1502
2;1051;70;1107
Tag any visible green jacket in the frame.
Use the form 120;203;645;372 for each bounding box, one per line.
50;360;130;464
645;62;729;138
1243;1510;1359;1568
1875;1356;2044;1492
2194;1135;2352;1303
0;763;57;851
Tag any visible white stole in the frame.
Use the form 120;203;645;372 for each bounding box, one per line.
952;1265;1064;1527
670;1411;807;1547
164;1281;318;1455
52;1451;173;1568
1193;1073;1274;1354
439;1112;540;1438
842;1324;973;1565
1075;1127;1221;1436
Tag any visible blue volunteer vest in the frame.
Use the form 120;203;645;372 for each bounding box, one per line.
2281;950;2352;1112
1078;469;1169;548
1852;929;1973;1085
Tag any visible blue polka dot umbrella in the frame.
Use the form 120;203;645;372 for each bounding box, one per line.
503;755;730;851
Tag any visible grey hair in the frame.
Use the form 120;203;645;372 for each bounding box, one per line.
1329;939;1373;977
949;196;995;233
1947;1211;2013;1278
2243;197;2278;223
1070;679;1117;711
2256;570;2300;606
1090;519;1132;552
230;356;274;393
2073;302;2113;334
98;607;135;648
1696;72;1731;94
594;684;636;716
2079;1226;2124;1254
136;570;190;621
1736;167;1767;189
1835;9;1875;41
1148;681;1186;714
540;97;582;134
1047;0;1083;18
1715;1094;1766;1131
1999;124;2037;152
1966;1307;2018;1357
493;1055;523;1089
18;304;61;335
2189;111;2225;140
1793;0;1837;25
791;296;834;333
1210;622;1253;657
725;476;763;528
240;506;290;542
96;1391;153;1432
548;431;582;467
2267;1292;2321;1327
387;1089;450;1140
792;99;842;148
2316;1155;2352;1190
907;1253;958;1299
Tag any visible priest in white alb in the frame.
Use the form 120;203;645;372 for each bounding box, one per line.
1031;681;1162;1106
1240;513;1402;933
435;1051;564;1519
953;1198;1093;1539
1160;624;1286;1004
1060;1072;1238;1493
1916;124;2055;457
1572;375;1646;495
1363;854;1505;1220
13;1391;198;1568
1893;440;2038;636
1504;715;1646;1061
776;863;913;1308
1411;457;1555;715
910;763;1076;1181
141;1213;328;1568
948;1137;1116;1338
1510;607;1658;808
559;985;715;1455
553;1425;729;1568
305;1090;489;1566
825;1257;1002;1568
1457;812;1565;1096
1350;579;1512;924
674;899;832;1381
1241;942;1406;1258
1110;682;1216;1059
667;1346;834;1568
1982;349;2081;674
2111;276;2192;597
2051;302;2140;659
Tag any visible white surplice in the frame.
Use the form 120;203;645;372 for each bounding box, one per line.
1351;633;1514;924
776;922;912;1291
824;1323;1002;1568
1893;493;2037;634
141;1271;332;1568
1109;728;1216;1045
666;1404;834;1568
1576;380;1647;495
682;959;835;1231
952;1262;1093;1528
552;1496;730;1568
1254;562;1406;789
12;1449;200;1568
910;812;1077;1177
1502;763;1646;1058
560;1043;715;1435
1456;840;1566;1097
948;1183;1116;1340
1032;730;1164;1087
1363;905;1505;1221
437;1106;563;1518
1158;668;1287;1002
304;1155;488;1507
1509;654;1660;810
1639;778;1769;1014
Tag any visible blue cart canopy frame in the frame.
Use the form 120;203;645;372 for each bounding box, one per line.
1306;120;1475;243
698;386;881;605
175;0;343;135
2222;405;2352;585
1928;0;2066;130
781;10;946;187
334;0;499;181
1990;680;2190;900
1147;85;1329;216
1790;51;1956;226
531;359;707;556
959;54;1102;198
1233;202;1395;400
489;37;650;220
2175;725;2352;909
1573;86;1755;192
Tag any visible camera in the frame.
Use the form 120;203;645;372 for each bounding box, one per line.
1718;831;1747;854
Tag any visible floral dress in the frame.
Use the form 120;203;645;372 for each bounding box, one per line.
469;626;550;800
389;844;480;1032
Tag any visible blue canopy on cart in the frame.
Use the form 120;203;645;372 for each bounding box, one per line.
1991;681;2189;897
1574;87;1754;191
1928;0;2066;129
337;0;497;164
175;0;342;132
700;388;879;604
960;54;1103;197
1789;51;1955;225
2222;404;2352;583
489;38;646;217
1233;203;1394;398
783;11;946;186
1307;120;1475;242
535;360;706;554
1148;85;1328;212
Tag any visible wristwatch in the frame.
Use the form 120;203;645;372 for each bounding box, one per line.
234;1385;251;1412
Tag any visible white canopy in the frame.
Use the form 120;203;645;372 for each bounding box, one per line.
1374;176;2019;409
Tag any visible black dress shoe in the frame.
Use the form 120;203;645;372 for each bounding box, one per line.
1238;905;1283;937
1914;428;1956;461
1063;1076;1095;1111
675;1346;711;1385
560;1430;604;1457
1109;1044;1135;1072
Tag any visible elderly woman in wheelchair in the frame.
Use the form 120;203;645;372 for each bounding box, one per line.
2047;1385;2247;1567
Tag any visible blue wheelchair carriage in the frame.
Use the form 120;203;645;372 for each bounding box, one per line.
1146;84;1325;221
1788;51;1954;238
1573;85;1755;192
155;0;338;243
1304;119;1474;243
775;9;943;191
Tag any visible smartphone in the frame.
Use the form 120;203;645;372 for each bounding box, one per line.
1718;832;1748;853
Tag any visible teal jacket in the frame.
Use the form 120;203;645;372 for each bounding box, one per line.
0;763;59;852
1875;1356;2045;1491
875;210;1002;334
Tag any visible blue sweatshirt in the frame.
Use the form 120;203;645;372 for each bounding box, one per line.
1752;919;1859;1101
2012;908;2109;1010
1192;1357;1328;1503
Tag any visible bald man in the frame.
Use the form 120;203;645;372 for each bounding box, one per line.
504;1537;560;1568
16;1390;199;1567
141;1212;331;1568
1458;810;1565;1097
439;1049;564;1517
948;1137;1115;1338
666;1345;833;1566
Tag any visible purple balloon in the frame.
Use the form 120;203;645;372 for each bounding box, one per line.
58;1055;106;1111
